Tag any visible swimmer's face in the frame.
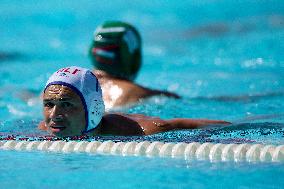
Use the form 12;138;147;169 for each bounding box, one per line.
43;85;86;137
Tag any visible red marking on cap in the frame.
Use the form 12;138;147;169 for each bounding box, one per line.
56;68;82;75
96;56;115;65
97;44;119;50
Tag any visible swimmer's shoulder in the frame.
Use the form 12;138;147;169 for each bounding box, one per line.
113;81;181;101
103;78;151;101
100;113;144;135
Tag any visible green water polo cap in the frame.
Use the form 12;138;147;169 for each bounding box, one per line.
89;21;142;81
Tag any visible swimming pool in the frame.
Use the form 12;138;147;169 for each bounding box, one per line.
1;0;284;188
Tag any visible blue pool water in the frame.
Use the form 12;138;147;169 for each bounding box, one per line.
1;0;284;188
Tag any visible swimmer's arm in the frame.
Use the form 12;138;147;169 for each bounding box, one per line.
151;89;181;99
133;115;231;135
142;87;180;99
165;118;231;130
133;83;180;99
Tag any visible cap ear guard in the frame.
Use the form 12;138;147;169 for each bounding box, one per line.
120;39;141;81
87;98;105;132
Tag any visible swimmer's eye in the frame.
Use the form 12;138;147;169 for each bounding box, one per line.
44;102;54;108
61;102;73;108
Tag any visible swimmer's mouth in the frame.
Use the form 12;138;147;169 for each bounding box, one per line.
50;125;66;132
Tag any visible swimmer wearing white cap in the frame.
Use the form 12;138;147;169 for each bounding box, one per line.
38;66;231;137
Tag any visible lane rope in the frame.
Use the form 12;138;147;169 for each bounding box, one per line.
0;140;283;162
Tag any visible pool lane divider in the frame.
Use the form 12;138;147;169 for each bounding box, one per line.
0;140;283;162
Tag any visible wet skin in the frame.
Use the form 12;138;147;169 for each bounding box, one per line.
39;85;231;137
42;85;86;137
94;70;180;109
40;84;164;136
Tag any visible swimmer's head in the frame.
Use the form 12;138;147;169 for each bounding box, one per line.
89;21;142;81
44;66;105;135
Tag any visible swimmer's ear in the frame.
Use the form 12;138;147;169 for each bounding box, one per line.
38;121;47;130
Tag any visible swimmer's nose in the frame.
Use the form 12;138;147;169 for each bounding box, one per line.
49;105;64;121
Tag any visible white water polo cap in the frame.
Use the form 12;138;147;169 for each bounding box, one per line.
44;66;105;133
